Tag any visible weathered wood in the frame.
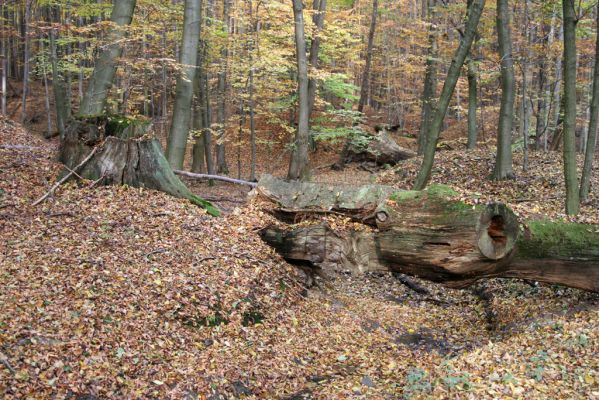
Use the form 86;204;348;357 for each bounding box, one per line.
257;176;599;292
345;131;416;166
59;116;220;216
174;170;257;188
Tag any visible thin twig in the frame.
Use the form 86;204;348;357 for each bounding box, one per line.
0;352;15;375
174;170;257;188
0;144;43;150
31;147;98;206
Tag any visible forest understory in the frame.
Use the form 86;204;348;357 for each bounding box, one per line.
1;115;598;399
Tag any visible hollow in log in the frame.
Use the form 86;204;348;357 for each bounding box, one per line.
256;176;599;293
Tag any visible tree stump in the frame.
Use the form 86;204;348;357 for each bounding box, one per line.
59;115;219;216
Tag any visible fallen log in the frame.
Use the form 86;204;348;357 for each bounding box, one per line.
256;175;599;293
334;130;416;170
347;130;416;165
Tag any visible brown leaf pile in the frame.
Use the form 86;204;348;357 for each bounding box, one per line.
1;118;598;399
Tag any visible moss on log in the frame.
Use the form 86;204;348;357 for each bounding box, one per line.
59;115;220;216
257;176;599;292
346;131;416;166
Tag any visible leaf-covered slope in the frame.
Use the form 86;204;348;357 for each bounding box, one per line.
1;118;597;399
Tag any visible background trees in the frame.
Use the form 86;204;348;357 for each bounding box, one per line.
2;0;599;214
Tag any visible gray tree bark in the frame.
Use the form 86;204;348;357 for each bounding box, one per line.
562;0;580;215
20;0;31;123
78;0;137;116
358;0;378;113
216;0;231;174
466;55;478;149
580;4;599;202
418;0;438;155
287;0;311;181
49;29;71;140
257;176;599;293
491;0;515;180
307;0;327;117
166;0;202;169
413;0;485;190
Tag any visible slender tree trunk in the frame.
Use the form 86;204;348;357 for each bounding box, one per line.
49;29;70;140
288;0;311;181
521;0;531;172
202;0;215;177
358;0;378;113
467;55;478;148
548;8;563;151
40;36;53;135
78;0;137;116
418;0;438;155
78;18;85;103
246;0;258;181
1;19;7;116
20;0;31;123
413;0;485;190
491;0;515;180
307;0;327;117
191;3;206;174
580;4;599;202
216;0;231;174
562;0;580;215
191;70;206;173
166;0;202;169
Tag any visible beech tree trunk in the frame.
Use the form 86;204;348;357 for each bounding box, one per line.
466;55;477;149
562;0;580;215
166;0;202;169
216;0;231;174
580;4;599;202
288;0;311;181
256;176;599;293
49;29;70;139
78;0;137;116
358;0;378;113
307;0;327;118
418;0;438;155
491;0;515;180
413;0;485;190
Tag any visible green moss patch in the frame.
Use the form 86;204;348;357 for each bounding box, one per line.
518;220;599;259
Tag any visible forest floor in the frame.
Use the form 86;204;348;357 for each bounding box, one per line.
0;116;598;399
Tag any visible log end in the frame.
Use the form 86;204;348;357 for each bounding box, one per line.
476;203;519;260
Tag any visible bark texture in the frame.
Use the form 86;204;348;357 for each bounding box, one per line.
78;0;137;116
288;0;311;180
357;0;378;113
413;0;485;190
491;0;514;180
59;116;219;216
562;0;580;215
580;4;599;202
256;176;599;293
166;0;202;169
344;130;416;166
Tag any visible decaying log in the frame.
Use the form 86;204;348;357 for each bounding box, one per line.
346;131;416;166
59;116;220;216
256;175;599;293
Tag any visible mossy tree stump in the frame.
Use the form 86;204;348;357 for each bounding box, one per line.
59;115;219;216
257;175;599;292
